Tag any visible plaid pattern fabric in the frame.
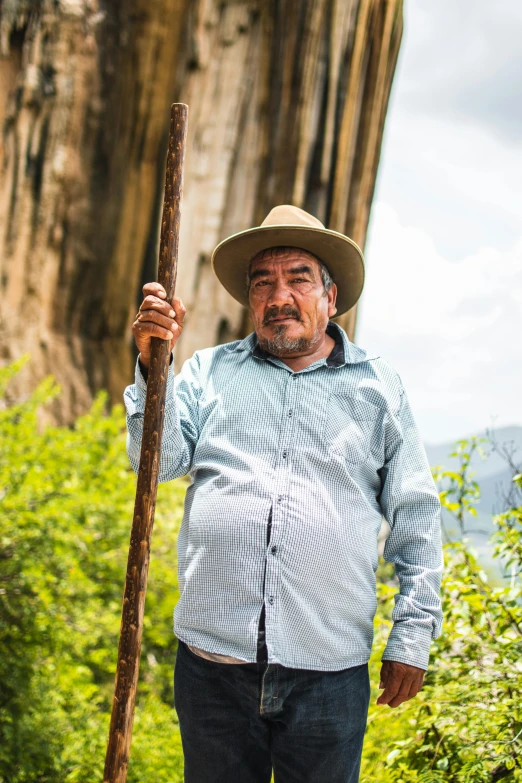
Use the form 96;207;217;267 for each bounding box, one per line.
124;321;443;671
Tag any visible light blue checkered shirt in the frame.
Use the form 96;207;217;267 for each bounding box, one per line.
124;321;443;671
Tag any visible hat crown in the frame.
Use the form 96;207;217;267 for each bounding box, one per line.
260;204;325;230
211;203;364;317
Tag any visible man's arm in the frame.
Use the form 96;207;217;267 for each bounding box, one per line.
378;382;444;675
123;349;201;483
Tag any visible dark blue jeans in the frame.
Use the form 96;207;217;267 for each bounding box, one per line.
174;640;370;783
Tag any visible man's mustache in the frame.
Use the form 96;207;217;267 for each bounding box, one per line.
263;307;301;326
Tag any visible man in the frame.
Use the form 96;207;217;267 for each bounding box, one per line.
124;205;443;783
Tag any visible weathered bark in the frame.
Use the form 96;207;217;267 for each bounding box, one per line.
0;0;188;420
0;0;403;422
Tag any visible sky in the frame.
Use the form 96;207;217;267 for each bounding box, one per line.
356;0;522;445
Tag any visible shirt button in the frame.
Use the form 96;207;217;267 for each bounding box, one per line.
282;451;287;459
292;375;298;380
271;545;277;554
288;409;293;417
268;596;274;605
277;495;283;503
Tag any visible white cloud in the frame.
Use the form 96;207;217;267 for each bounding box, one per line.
398;0;522;142
359;1;522;445
360;203;520;339
375;108;522;260
355;1;522;444
357;203;522;444
375;2;522;263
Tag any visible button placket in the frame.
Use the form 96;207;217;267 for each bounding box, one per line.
266;372;298;626
282;373;298;463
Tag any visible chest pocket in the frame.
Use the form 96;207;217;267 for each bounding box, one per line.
325;393;380;466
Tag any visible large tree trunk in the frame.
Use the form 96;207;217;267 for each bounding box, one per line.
0;0;403;423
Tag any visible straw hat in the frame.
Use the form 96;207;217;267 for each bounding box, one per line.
211;204;365;316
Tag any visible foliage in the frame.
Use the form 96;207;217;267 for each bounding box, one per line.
0;359;184;782
433;435;488;538
361;443;522;783
1;362;521;781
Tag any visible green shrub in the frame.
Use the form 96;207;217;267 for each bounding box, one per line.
1;361;520;781
0;358;184;782
361;443;522;783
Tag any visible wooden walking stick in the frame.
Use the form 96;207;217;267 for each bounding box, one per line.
103;103;188;783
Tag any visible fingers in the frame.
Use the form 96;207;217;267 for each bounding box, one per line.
384;677;412;708
377;661;425;708
142;282;167;300
133;283;186;359
133;319;175;343
135;309;176;333
139;287;185;328
134;297;176;342
139;294;174;318
377;673;402;707
171;296;186;330
378;660;390;690
406;671;424;701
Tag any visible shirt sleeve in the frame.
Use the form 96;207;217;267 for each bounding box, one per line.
378;382;444;671
123;351;201;483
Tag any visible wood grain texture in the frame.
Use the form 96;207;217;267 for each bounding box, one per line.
0;0;403;421
103;103;188;783
174;0;404;362
0;0;188;421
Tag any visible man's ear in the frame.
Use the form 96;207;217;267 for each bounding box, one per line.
327;283;338;318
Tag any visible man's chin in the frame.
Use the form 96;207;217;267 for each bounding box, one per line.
261;321;300;340
257;327;313;357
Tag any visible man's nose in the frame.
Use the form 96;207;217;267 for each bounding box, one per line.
266;277;293;307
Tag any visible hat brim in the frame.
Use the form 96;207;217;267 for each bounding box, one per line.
211;225;364;316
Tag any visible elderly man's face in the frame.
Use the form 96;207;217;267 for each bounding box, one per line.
247;247;337;357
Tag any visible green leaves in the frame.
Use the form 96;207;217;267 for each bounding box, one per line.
432;435;488;539
1;368;521;782
0;361;186;782
362;437;522;783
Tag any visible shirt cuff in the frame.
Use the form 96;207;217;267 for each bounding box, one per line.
381;623;435;671
135;355;148;396
133;353;174;406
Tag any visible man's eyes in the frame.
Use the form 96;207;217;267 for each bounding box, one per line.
254;278;309;286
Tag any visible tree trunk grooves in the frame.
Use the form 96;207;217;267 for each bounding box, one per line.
0;0;403;423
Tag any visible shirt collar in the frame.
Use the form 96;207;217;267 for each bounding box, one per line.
325;321;345;367
225;321;378;366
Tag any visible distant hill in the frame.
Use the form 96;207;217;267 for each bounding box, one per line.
424;425;522;576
